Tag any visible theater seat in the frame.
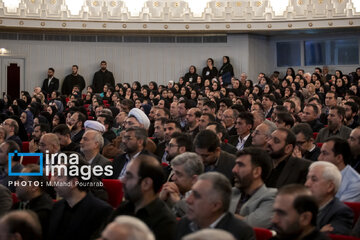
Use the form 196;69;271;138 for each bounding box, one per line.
102;179;123;208
329;234;360;240
316;143;323;148
253;227;274;240
21;156;40;165
344;202;360;226
22;141;29;152
313;132;318;139
11;193;19;205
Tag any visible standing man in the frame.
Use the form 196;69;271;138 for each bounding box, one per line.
92;61;115;93
61;65;86;96
41;67;59;97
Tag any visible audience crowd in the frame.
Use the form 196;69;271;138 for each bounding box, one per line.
0;58;360;240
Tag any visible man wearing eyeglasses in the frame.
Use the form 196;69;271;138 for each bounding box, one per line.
291;123;320;162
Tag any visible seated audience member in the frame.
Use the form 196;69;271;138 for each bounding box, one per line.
48;156;113;240
160;152;204;217
38;133;61;156
52;124;80;152
176;172;255;240
0;210;42;240
271;185;329;240
153;117;167;157
262;94;275;119
198;113;216;131
302;104;324;133
315;106;352;143
182;229;236;240
0;140;23;192
222;108;239;136
97;113;117;144
0;184;12;216
206;122;238;155
0;126;6;146
230;147;277;228
29;123;50;153
291;123;320;161
158;120;182;162
251;121;277;150
13;164;54;235
228;112;253;151
348;126;360;173
186;108;201;140
108;155;176;240
194;130;236;184
266;128;311;188
305;161;353;235
344;101;359;129
100;216;155;240
80;130;111;171
274;112;294;129
165;133;192;166
69;111;86;144
2;118;22;150
110;127;150;179
318;137;360;202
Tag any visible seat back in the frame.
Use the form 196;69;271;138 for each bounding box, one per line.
253;227;274;240
344;202;360;226
21;156;40;165
329;234;360;240
102;179;123;208
22;141;30;152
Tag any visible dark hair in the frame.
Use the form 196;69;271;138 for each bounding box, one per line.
178;99;192;110
277;127;296;147
2;211;42;240
263;94;275;103
98;114;114;128
171;133;192;151
154;117;168;126
207;122;227;141
293;195;318;226
5;140;21;161
126;127;148;148
237;147;273;181
137;155;165;193
291;123;313;141
48;67;55;72
165;119;181;130
324;137;352;165
344;101;359;114
283;100;296;111
237;111;254;128
72;65;78;69
305;103;319;116
101;60;107;64
52;124;71;136
74;112;86;127
308;97;321;105
194;130;220;152
276;112;294;128
330;106;345;121
201;113;216;123
34;123;50;133
219;98;233;108
203;101;217;111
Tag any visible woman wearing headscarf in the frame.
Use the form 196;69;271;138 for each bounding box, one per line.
20;110;34;135
183;65;199;83
202;58;218;81
218;56;234;86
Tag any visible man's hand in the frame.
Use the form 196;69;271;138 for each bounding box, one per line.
320;224;334;233
161;182;181;204
29;139;38;153
292;145;302;158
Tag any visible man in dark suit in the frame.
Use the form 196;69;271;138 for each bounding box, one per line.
271;185;329;240
13;164;53;236
265;128;311;188
41;67;59;97
52;124;80;152
194;130;236;184
222;108;239;137
92;61;115;93
291;123;320;162
61;65;85;95
262;94;275;119
228;112;253;151
109;155;177;240
110;127;150;179
47;157;113;240
302;104;324;133
176;172;255;240
305;161;353;235
230;147;277;228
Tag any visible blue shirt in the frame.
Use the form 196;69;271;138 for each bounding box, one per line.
336;165;360;202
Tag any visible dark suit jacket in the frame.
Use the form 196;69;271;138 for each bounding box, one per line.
92;153;111;168
227;126;237;136
266;156;311;188
176;212;255;240
205;151;236;184
228;135;252;150
41;77;59;96
47;192;112;240
221;142;238;155
317;197;354;235
306;119;324;133
110;150;152;179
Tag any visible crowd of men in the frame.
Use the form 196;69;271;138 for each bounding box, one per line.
0;60;360;240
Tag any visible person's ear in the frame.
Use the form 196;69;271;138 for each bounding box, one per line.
141;177;153;192
299;211;312;227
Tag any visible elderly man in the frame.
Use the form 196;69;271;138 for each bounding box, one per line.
230;147;276;228
305;161;353;235
176;172;255;240
251;121;276;150
80;130;111;171
318;137;360;202
100;216;155;240
222;108;239;136
109;155;176;240
160;152;204;217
